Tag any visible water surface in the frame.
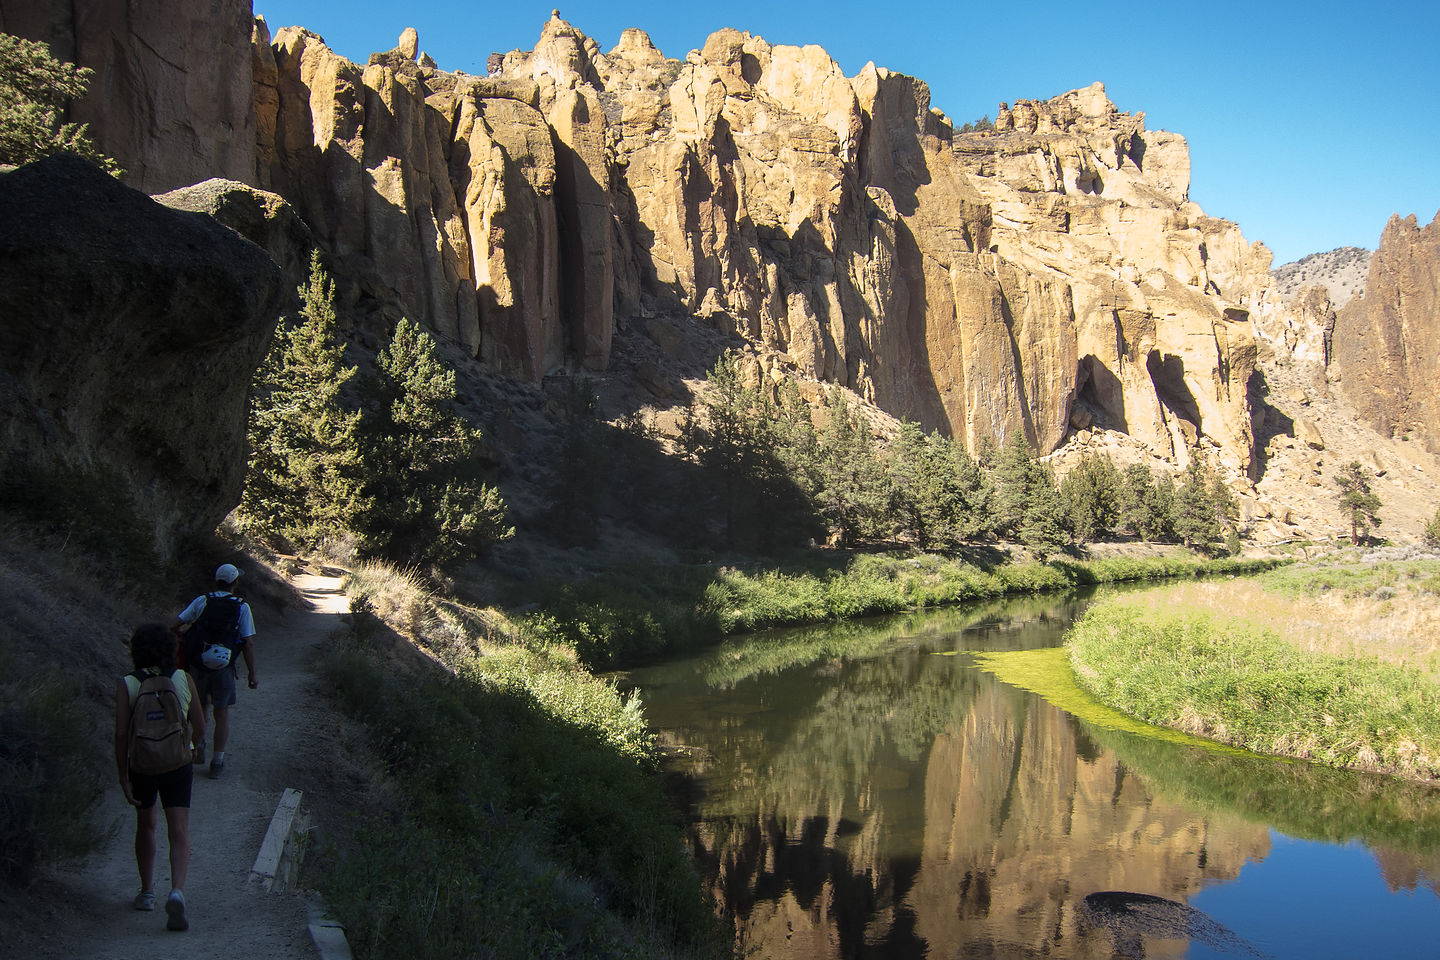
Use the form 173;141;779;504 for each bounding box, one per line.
624;592;1440;959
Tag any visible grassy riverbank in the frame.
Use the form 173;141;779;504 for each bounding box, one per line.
1067;553;1440;782
526;549;1288;669
973;647;1440;854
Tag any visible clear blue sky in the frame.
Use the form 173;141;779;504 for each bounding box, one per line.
254;0;1439;265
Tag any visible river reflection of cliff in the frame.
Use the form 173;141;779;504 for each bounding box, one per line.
646;604;1273;959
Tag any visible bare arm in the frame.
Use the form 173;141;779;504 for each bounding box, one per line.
185;672;206;751
242;637;257;689
112;679;138;807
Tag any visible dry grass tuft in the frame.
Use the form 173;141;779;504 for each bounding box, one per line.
1115;575;1440;679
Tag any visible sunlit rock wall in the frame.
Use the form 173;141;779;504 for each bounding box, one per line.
1333;210;1440;453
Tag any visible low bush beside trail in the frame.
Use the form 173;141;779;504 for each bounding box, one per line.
314;573;726;960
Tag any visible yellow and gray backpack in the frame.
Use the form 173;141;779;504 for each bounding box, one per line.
128;670;191;775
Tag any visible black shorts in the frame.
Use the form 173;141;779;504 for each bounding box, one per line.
129;762;193;810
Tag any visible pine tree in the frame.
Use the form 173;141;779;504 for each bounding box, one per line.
359;317;511;567
992;432;1036;539
1210;472;1240;547
772;377;823;504
0;32;118;172
1019;462;1068;560
242;252;365;544
922;432;995;549
886;420;932;546
1147;475;1179;543
1060;453;1121;543
1118;463;1177;542
694;352;764;547
1335;461;1382;545
815;387;888;547
1174;456;1222;550
992;432;1067;558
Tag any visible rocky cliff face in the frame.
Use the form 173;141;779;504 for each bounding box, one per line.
955;84;1268;474
240;14;1278;470
1333;210;1440;453
0;155;288;558
0;0;258;194
14;8;1435;512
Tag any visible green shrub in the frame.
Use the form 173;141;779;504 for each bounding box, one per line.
1424;507;1440;550
0;667;105;886
314;632;725;959
0;32;119;172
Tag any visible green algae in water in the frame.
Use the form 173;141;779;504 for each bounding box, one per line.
962;647;1256;756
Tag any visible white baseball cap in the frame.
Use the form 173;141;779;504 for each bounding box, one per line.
214;563;243;583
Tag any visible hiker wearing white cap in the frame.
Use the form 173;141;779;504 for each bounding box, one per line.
173;563;257;780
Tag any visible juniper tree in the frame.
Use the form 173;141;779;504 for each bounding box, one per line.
692;352;769;547
1175;456;1222;550
815;387;888;547
358;317;511;567
917;431;994;550
1060;452;1122;543
992;431;1068;559
0;32;118;172
991;432;1035;539
1424;506;1440;551
1335;461;1382;545
886;420;933;546
1118;463;1177;542
242;252;365;544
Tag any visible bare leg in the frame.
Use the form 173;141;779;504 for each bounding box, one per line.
213;703;230;753
163;805;190;891
135;804;158;892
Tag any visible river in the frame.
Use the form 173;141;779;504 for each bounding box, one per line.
621;589;1440;959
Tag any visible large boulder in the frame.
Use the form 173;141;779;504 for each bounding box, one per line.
155;177;315;299
0;155;285;558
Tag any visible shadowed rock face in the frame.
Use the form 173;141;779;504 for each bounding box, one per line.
0;155;285;558
1333;210;1440;453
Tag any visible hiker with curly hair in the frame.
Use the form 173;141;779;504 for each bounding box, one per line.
114;622;205;931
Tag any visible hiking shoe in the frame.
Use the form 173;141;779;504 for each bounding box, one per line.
208;758;224;780
165;890;188;931
193;742;205;766
133;889;156;911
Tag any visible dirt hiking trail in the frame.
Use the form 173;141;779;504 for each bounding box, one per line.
25;572;351;959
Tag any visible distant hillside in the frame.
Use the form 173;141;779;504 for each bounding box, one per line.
1272;246;1371;307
